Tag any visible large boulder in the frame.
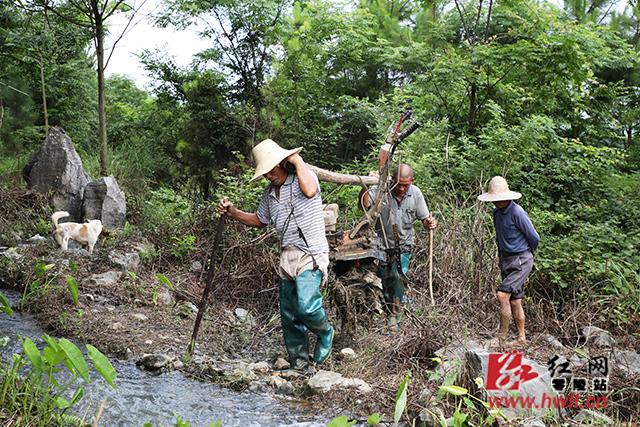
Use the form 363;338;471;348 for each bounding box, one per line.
83;176;126;230
23;127;91;221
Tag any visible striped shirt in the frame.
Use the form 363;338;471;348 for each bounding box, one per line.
256;173;329;255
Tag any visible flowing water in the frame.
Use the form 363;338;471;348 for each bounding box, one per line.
0;289;326;427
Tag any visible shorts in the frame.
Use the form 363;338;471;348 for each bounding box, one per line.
498;251;534;300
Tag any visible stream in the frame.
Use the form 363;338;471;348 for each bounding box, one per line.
0;289;326;427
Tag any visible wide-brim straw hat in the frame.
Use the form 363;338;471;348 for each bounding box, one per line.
477;176;522;202
250;139;302;182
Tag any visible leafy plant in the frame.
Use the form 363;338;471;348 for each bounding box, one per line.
170;234;196;258
66;276;79;305
394;370;410;423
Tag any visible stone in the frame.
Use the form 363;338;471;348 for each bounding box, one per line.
2;247;22;261
574;409;613;425
156;286;175;307
191;261;203;272
144;340;153;345
82;293;95;302
581;326;617;347
86;271;122;287
26;234;47;244
275;381;296;396
23;127;90;221
612;349;640;377
249;381;267;393
132;313;148;322
248;361;270;373
340;348;357;359
541;334;564;350
464;348;555;419
307;370;372;394
172;360;184;370
82;175;126;230
138;353;172;371
273;357;290;370
108;251;140;271
235;308;249;320
111;322;122;330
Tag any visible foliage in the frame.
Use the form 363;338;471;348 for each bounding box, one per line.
0;331;116;426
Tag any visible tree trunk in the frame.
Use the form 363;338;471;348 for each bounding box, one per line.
39;59;48;130
96;17;108;176
626;126;632;150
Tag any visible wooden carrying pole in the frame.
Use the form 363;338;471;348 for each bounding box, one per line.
429;229;435;306
308;164;377;186
186;214;226;359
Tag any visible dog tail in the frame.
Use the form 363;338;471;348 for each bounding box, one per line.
51;211;70;227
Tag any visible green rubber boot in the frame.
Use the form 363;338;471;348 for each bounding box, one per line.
279;278;310;369
295;269;334;365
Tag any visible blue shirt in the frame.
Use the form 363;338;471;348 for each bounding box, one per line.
493;201;540;253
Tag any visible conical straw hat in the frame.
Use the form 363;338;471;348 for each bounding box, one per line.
477;176;522;202
250;139;302;182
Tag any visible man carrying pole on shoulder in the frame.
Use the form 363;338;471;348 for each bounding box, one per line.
218;139;333;371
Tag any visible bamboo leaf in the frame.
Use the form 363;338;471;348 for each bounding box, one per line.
155;273;174;290
0;292;13;316
86;344;116;387
22;337;42;371
66;276;79;305
439;385;468;396
394;371;411;423
59;338;90;382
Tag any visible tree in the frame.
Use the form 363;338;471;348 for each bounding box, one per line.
29;0;137;176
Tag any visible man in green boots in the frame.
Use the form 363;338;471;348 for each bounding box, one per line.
218;139;333;370
360;161;437;329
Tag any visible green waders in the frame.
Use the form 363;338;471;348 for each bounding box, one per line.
379;252;412;327
279;269;334;368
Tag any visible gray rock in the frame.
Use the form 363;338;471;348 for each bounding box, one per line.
235;308;248;320
172;360;184;370
249;381;267;393
86;271;122;287
273;357;290;370
83;175;126;230
275;381;296;396
23;127;91;221
581;326;617;347
248;361;270;373
542;334;564;350
156;286;175;307
2;247;22;261
138;353;172;371
190;261;203;272
464;348;555;419
307;370;372;394
108;251;140;271
26;234;47;244
132;313;148;322
612;349;640;377
111;322;122;330
340;348;357;359
574;409;613;425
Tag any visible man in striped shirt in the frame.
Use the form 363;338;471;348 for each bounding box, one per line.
218;139;333;370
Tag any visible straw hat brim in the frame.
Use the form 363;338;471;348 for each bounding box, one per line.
477;190;522;202
250;147;302;182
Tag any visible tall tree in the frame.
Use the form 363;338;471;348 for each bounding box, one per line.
29;0;137;176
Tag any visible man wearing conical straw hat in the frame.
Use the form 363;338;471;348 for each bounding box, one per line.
478;176;540;347
218;139;333;370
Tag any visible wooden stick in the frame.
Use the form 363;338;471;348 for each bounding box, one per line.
429;228;435;306
307;164;377;186
186;214;226;359
92;399;106;427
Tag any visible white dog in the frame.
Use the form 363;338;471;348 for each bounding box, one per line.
51;211;103;254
